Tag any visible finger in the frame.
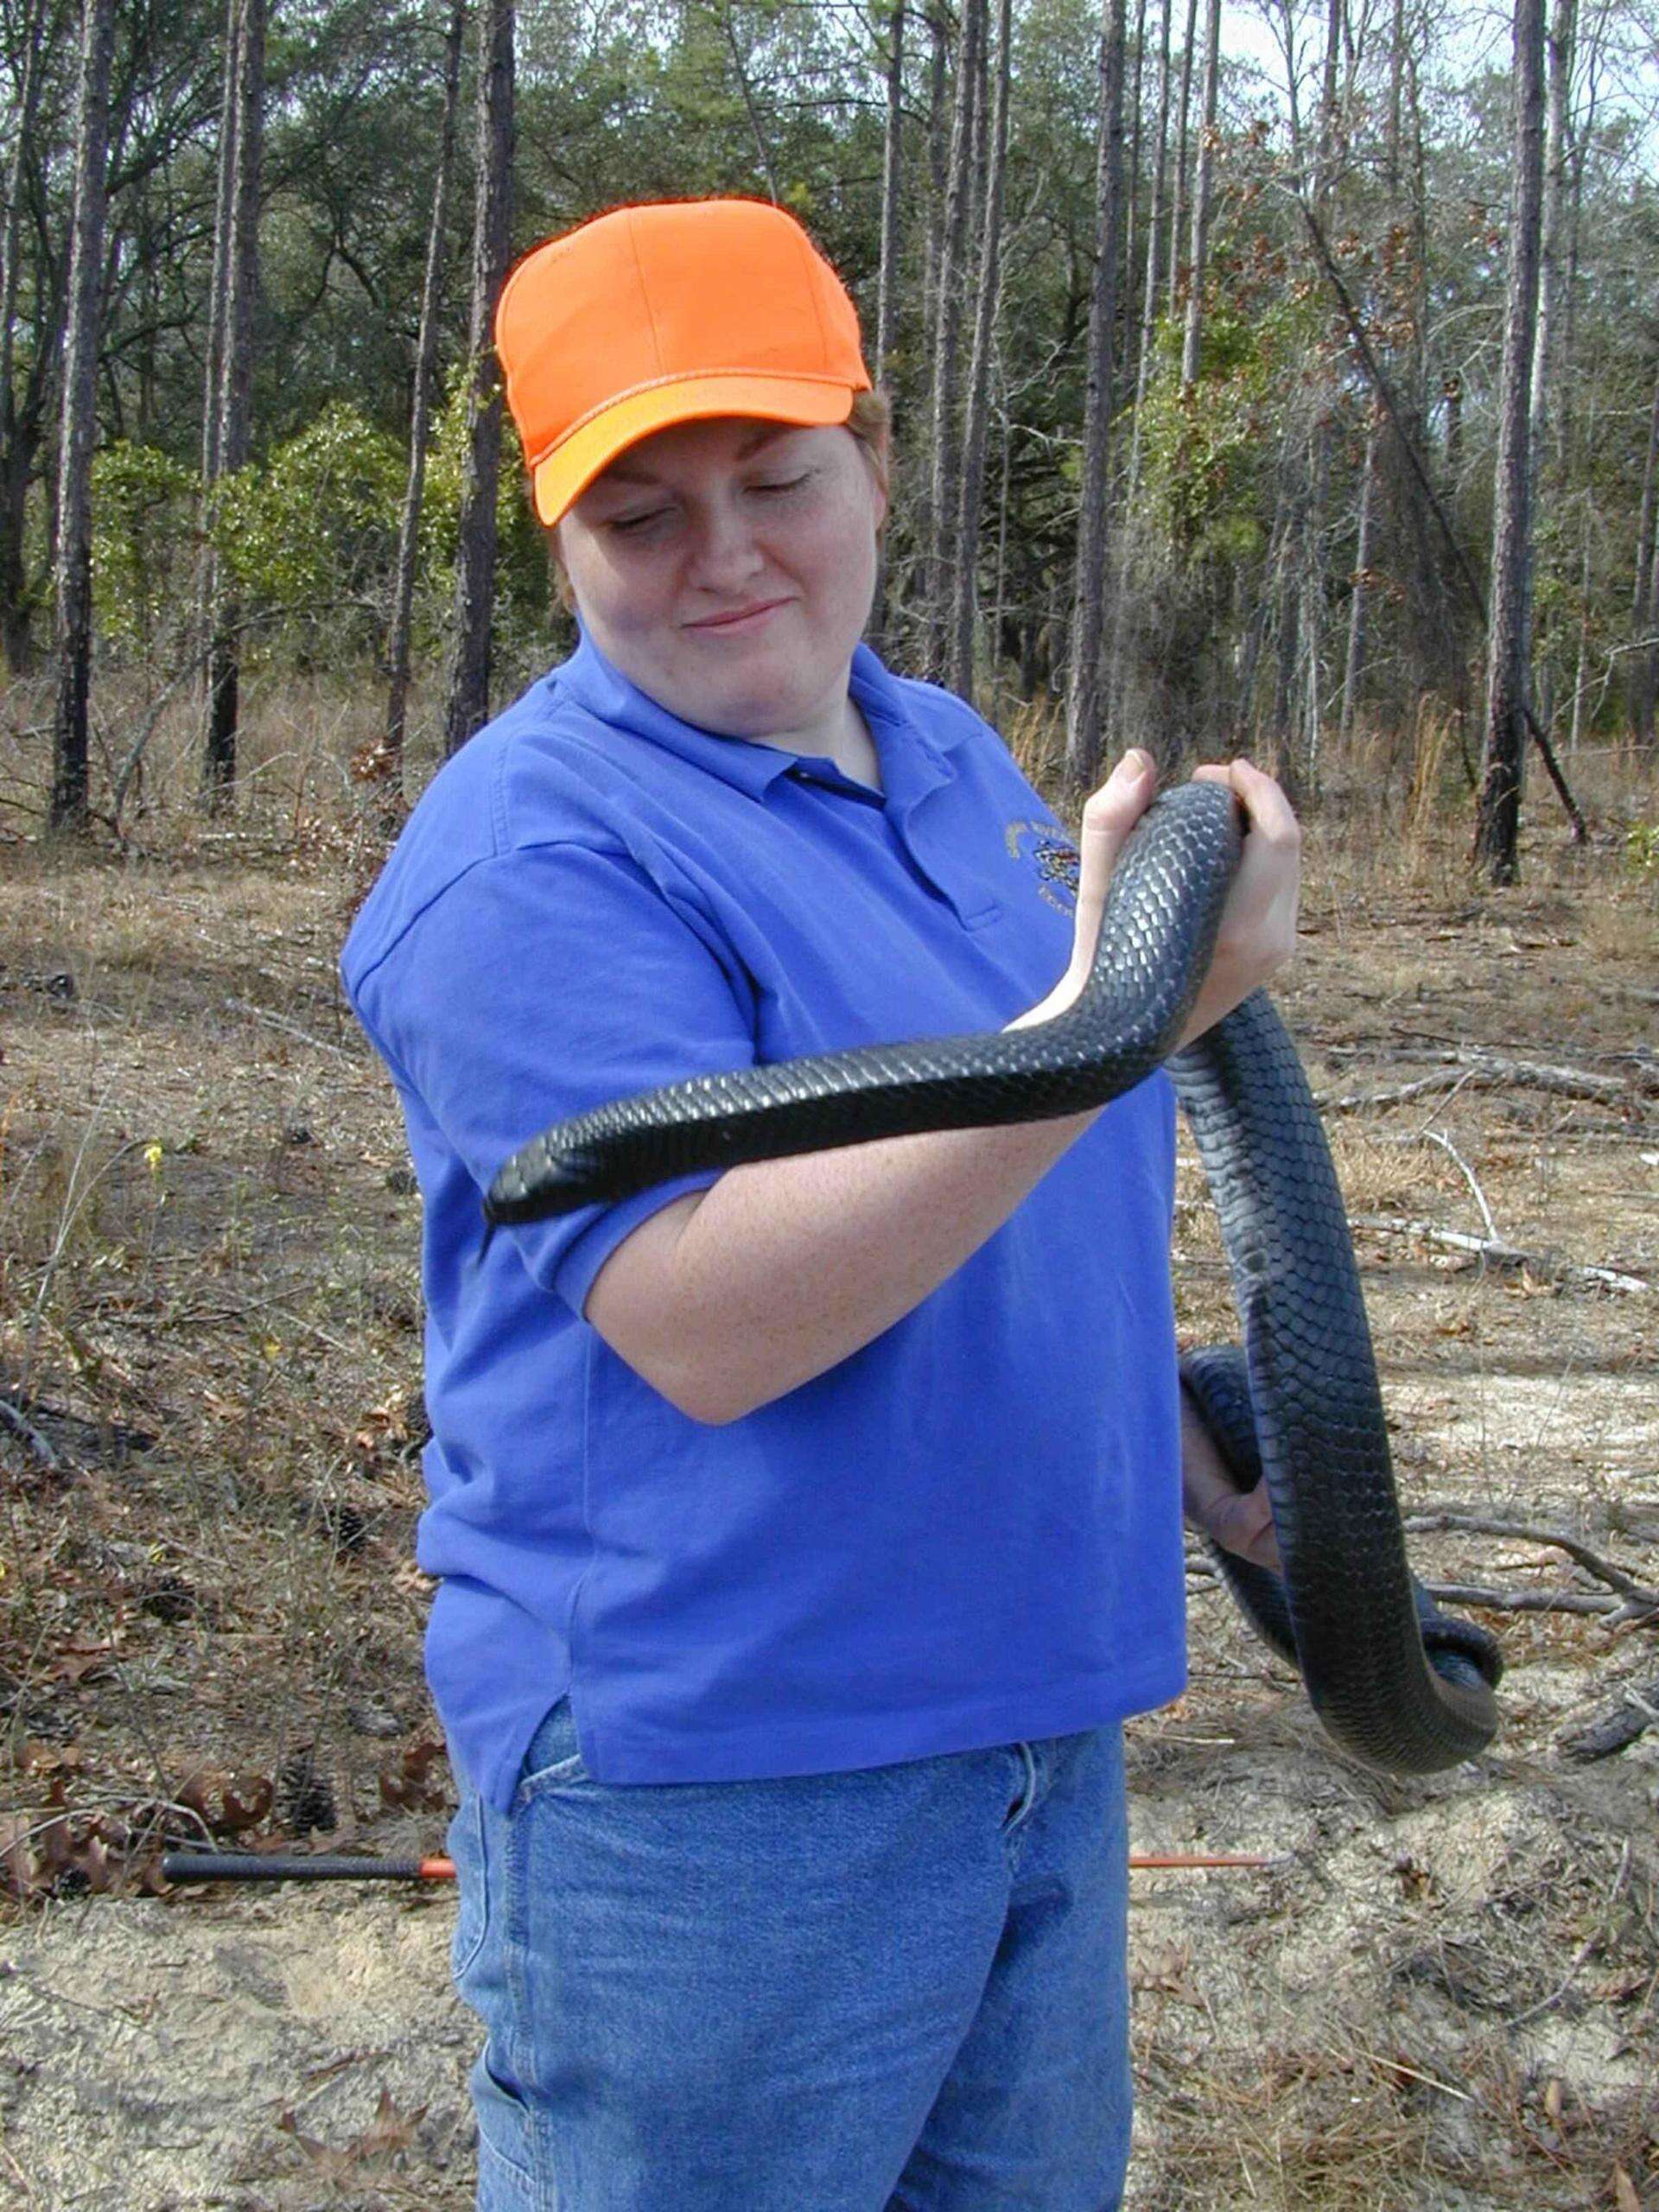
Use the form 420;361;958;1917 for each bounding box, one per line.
1242;1483;1282;1571
1207;1480;1273;1558
1226;758;1300;845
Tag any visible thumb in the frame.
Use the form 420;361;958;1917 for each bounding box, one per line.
1076;749;1156;895
1066;750;1156;986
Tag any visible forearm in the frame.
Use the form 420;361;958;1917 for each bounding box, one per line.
664;992;1100;1422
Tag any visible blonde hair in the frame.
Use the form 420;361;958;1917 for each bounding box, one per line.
545;391;893;615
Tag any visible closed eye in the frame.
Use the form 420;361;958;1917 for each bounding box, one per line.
604;470;816;536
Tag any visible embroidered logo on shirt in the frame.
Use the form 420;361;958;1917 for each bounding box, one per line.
1005;819;1079;913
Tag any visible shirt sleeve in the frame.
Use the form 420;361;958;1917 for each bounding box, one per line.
353;839;760;1316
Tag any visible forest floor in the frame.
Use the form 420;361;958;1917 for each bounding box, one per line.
0;714;1656;2210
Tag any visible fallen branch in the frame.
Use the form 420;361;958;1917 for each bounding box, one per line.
1352;1213;1649;1294
1400;1514;1658;1605
1420;1129;1501;1243
1192;1554;1654;1621
0;1396;58;1471
1321;1054;1635;1115
223;995;355;1063
1420;1580;1641;1618
1558;1681;1659;1762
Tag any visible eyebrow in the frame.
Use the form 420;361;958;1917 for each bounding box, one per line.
596;423;797;488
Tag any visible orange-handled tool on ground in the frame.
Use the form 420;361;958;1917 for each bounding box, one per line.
160;1850;1280;1885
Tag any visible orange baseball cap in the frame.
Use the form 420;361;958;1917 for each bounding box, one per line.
494;198;874;529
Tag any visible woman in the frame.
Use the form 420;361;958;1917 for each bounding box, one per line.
342;197;1298;2211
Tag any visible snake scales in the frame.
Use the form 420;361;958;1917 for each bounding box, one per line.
486;780;1502;1774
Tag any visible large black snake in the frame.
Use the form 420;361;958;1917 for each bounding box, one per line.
486;781;1502;1775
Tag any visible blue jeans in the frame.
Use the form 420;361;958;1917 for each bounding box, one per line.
447;1695;1132;2209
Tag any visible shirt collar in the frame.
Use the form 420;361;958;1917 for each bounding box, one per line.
547;625;969;804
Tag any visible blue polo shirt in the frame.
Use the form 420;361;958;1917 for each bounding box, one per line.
342;627;1186;1812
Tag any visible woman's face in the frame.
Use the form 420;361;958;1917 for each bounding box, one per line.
552;416;887;742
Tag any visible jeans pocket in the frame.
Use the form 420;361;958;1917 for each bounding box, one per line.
448;1790;490;1984
512;1691;592;1808
473;2044;541;2198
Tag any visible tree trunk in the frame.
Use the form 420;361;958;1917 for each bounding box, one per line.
1633;364;1659;621
1316;0;1341;191
1064;0;1128;794
200;2;238;502
1528;0;1573;473
1166;0;1198;319
1179;0;1219;391
1338;0;1403;748
991;376;1010;706
869;0;905;648
965;0;987;268
1339;406;1378;744
1386;0;1404;186
385;0;467;771
909;0;949;642
192;0;238;715
0;0;49;673
923;0;984;682
1295;0;1343;788
949;0;1010;701
1266;454;1302;760
1568;514;1590;751
202;0;264;807
1112;0;1172;712
720;3;779;202
1632;361;1659;748
874;0;906;398
1123;0;1145;400
1524;0;1573;741
49;0;115;833
922;0;948;339
1474;0;1545;882
2;423;40;674
1124;0;1172;515
443;0;515;758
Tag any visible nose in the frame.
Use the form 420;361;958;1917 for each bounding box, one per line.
686;493;767;594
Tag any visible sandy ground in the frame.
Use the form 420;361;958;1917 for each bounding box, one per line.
1;781;1656;2209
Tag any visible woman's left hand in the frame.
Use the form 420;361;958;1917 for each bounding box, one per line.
1179;1381;1282;1573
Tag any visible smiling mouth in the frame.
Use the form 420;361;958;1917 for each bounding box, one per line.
685;599;791;632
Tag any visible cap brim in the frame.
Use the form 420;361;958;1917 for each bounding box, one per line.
531;374;859;527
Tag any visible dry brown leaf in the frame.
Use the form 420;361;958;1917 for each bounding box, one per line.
175;1769;276;1838
48;1643;120;1685
358;2086;428;2155
275;2109;359;2183
378;1738;448;1813
275;2086;428;2178
1611;2165;1640;2212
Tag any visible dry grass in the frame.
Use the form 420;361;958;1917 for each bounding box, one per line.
1;675;1656;2206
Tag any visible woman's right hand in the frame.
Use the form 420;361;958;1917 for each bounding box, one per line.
1007;749;1301;1041
1174;757;1301;1045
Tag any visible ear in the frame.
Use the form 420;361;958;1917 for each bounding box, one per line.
544;523;576;615
855;447;888;537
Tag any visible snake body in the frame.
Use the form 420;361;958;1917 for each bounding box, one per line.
486;781;1501;1774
